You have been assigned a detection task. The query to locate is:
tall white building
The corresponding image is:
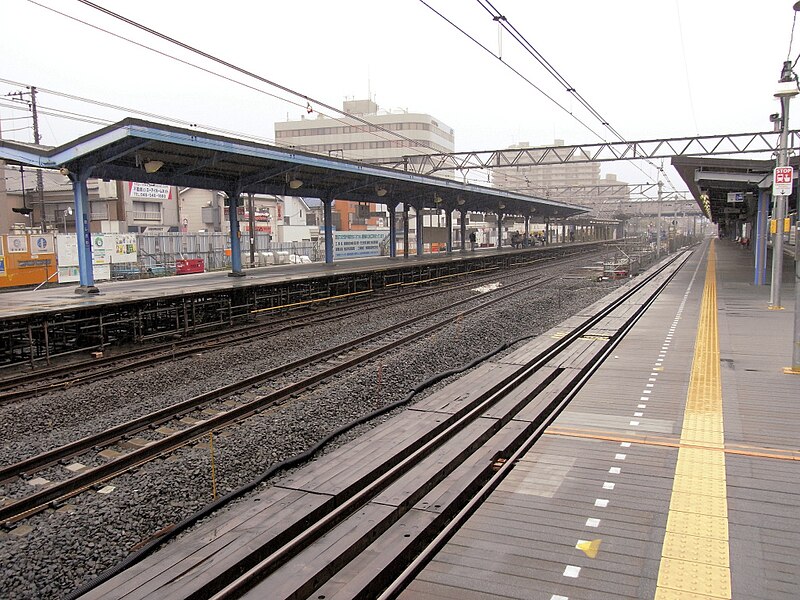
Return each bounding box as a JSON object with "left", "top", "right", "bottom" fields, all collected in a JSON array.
[{"left": 274, "top": 99, "right": 455, "bottom": 169}]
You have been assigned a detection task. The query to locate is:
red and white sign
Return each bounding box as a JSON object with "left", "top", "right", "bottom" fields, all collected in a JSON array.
[
  {"left": 129, "top": 182, "right": 172, "bottom": 200},
  {"left": 773, "top": 166, "right": 794, "bottom": 196}
]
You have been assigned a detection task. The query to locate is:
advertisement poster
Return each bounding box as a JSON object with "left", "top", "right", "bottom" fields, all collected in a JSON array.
[
  {"left": 7, "top": 235, "right": 28, "bottom": 253},
  {"left": 0, "top": 255, "right": 5, "bottom": 277},
  {"left": 56, "top": 234, "right": 136, "bottom": 283},
  {"left": 333, "top": 230, "right": 388, "bottom": 259}
]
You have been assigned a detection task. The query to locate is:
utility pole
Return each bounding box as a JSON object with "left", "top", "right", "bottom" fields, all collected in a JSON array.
[
  {"left": 656, "top": 178, "right": 663, "bottom": 258},
  {"left": 28, "top": 87, "right": 46, "bottom": 232}
]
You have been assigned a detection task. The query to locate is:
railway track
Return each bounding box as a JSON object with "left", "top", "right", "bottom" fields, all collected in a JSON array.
[
  {"left": 0, "top": 248, "right": 601, "bottom": 403},
  {"left": 74, "top": 250, "right": 690, "bottom": 600},
  {"left": 0, "top": 258, "right": 584, "bottom": 525}
]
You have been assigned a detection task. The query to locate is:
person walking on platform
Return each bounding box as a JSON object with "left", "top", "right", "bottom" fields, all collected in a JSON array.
[{"left": 469, "top": 231, "right": 476, "bottom": 251}]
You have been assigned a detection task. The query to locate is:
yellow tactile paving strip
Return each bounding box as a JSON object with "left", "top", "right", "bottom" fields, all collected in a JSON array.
[{"left": 655, "top": 241, "right": 731, "bottom": 600}]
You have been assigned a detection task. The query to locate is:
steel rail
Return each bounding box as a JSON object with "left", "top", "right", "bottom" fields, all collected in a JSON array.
[
  {"left": 0, "top": 266, "right": 569, "bottom": 524},
  {"left": 183, "top": 253, "right": 691, "bottom": 599},
  {"left": 378, "top": 251, "right": 692, "bottom": 599}
]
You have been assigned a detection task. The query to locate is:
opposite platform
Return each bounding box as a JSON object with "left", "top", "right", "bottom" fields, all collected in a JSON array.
[
  {"left": 403, "top": 238, "right": 799, "bottom": 600},
  {"left": 0, "top": 242, "right": 587, "bottom": 321}
]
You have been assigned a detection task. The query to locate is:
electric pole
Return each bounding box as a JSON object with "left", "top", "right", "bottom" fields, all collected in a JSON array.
[
  {"left": 6, "top": 86, "right": 46, "bottom": 231},
  {"left": 656, "top": 178, "right": 663, "bottom": 258},
  {"left": 30, "top": 87, "right": 46, "bottom": 232}
]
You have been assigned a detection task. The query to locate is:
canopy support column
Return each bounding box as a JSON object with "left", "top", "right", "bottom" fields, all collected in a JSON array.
[
  {"left": 226, "top": 188, "right": 244, "bottom": 277},
  {"left": 524, "top": 213, "right": 530, "bottom": 246},
  {"left": 459, "top": 207, "right": 467, "bottom": 251},
  {"left": 323, "top": 196, "right": 334, "bottom": 264},
  {"left": 387, "top": 202, "right": 397, "bottom": 258},
  {"left": 71, "top": 168, "right": 98, "bottom": 294},
  {"left": 754, "top": 189, "right": 769, "bottom": 286},
  {"left": 416, "top": 205, "right": 424, "bottom": 257},
  {"left": 497, "top": 211, "right": 503, "bottom": 248},
  {"left": 403, "top": 203, "right": 410, "bottom": 258},
  {"left": 445, "top": 207, "right": 453, "bottom": 254}
]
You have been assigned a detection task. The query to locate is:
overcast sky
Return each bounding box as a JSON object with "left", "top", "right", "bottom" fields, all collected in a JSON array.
[{"left": 1, "top": 0, "right": 797, "bottom": 193}]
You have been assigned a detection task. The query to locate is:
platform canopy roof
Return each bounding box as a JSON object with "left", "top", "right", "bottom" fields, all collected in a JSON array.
[
  {"left": 672, "top": 155, "right": 799, "bottom": 223},
  {"left": 0, "top": 118, "right": 587, "bottom": 219}
]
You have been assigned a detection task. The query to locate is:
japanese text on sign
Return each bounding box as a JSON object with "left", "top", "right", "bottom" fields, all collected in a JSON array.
[{"left": 773, "top": 166, "right": 794, "bottom": 196}]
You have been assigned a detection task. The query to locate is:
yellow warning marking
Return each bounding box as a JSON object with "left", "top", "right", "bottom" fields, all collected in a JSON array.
[
  {"left": 544, "top": 428, "right": 799, "bottom": 462},
  {"left": 579, "top": 335, "right": 610, "bottom": 341},
  {"left": 575, "top": 538, "right": 602, "bottom": 558},
  {"left": 550, "top": 331, "right": 567, "bottom": 339},
  {"left": 656, "top": 241, "right": 731, "bottom": 600}
]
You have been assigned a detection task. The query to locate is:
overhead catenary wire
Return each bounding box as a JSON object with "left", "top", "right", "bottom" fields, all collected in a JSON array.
[
  {"left": 673, "top": 0, "right": 700, "bottom": 136},
  {"left": 417, "top": 0, "right": 605, "bottom": 142},
  {"left": 475, "top": 0, "right": 626, "bottom": 141},
  {"left": 420, "top": 1, "right": 679, "bottom": 194},
  {"left": 473, "top": 1, "right": 678, "bottom": 191},
  {"left": 22, "top": 1, "right": 442, "bottom": 165},
  {"left": 64, "top": 0, "right": 446, "bottom": 159},
  {"left": 14, "top": 1, "right": 568, "bottom": 193}
]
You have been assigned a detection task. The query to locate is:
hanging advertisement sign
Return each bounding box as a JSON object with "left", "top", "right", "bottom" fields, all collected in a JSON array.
[{"left": 129, "top": 182, "right": 172, "bottom": 200}]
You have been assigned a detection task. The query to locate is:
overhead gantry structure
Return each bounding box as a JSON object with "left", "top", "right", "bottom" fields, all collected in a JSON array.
[
  {"left": 0, "top": 118, "right": 587, "bottom": 293},
  {"left": 371, "top": 130, "right": 800, "bottom": 174}
]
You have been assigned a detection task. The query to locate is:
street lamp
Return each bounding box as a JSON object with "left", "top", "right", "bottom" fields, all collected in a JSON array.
[
  {"left": 63, "top": 206, "right": 73, "bottom": 233},
  {"left": 770, "top": 60, "right": 798, "bottom": 309},
  {"left": 788, "top": 3, "right": 800, "bottom": 373}
]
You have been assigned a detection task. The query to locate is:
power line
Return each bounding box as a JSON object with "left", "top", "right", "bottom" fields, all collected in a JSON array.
[
  {"left": 417, "top": 0, "right": 605, "bottom": 142},
  {"left": 17, "top": 1, "right": 546, "bottom": 190},
  {"left": 476, "top": 0, "right": 625, "bottom": 141},
  {"left": 68, "top": 0, "right": 445, "bottom": 158},
  {"left": 20, "top": 1, "right": 410, "bottom": 161},
  {"left": 473, "top": 1, "right": 676, "bottom": 190}
]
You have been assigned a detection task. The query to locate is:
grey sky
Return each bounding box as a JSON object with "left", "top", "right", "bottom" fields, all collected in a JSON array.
[{"left": 1, "top": 0, "right": 796, "bottom": 190}]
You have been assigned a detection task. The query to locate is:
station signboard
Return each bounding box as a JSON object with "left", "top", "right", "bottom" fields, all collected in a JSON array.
[{"left": 726, "top": 192, "right": 743, "bottom": 203}]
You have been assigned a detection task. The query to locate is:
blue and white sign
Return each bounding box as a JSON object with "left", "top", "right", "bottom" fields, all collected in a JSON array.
[
  {"left": 726, "top": 192, "right": 744, "bottom": 204},
  {"left": 30, "top": 234, "right": 54, "bottom": 255}
]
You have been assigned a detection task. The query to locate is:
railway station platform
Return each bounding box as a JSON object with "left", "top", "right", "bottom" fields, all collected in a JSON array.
[{"left": 403, "top": 238, "right": 799, "bottom": 600}]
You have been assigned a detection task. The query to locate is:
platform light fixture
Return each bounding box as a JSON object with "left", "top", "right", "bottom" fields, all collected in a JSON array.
[
  {"left": 143, "top": 160, "right": 164, "bottom": 174},
  {"left": 375, "top": 186, "right": 387, "bottom": 197},
  {"left": 288, "top": 177, "right": 303, "bottom": 190},
  {"left": 457, "top": 197, "right": 466, "bottom": 206}
]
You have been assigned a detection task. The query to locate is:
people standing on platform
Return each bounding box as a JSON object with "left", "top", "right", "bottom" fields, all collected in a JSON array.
[{"left": 469, "top": 231, "right": 476, "bottom": 251}]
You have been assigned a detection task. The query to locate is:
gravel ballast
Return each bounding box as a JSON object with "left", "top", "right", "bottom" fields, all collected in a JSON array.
[{"left": 0, "top": 261, "right": 626, "bottom": 600}]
